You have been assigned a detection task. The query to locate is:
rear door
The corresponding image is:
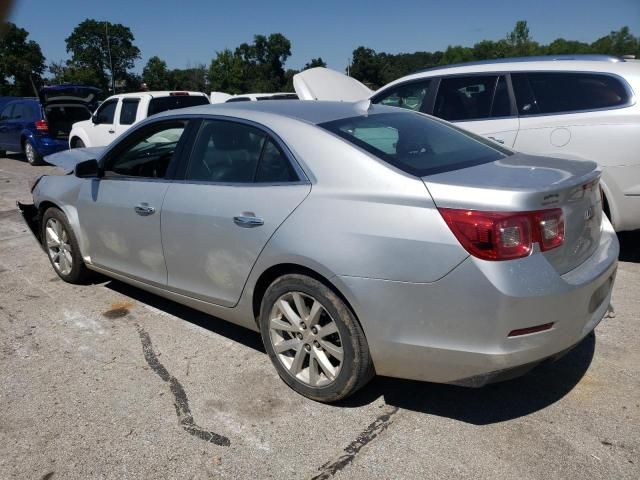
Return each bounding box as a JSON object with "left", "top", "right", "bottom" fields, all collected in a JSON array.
[
  {"left": 115, "top": 97, "right": 141, "bottom": 137},
  {"left": 76, "top": 119, "right": 191, "bottom": 285},
  {"left": 0, "top": 103, "right": 16, "bottom": 148},
  {"left": 161, "top": 118, "right": 311, "bottom": 307},
  {"left": 432, "top": 74, "right": 520, "bottom": 147}
]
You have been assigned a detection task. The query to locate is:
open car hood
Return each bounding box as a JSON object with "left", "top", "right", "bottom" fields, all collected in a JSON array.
[
  {"left": 45, "top": 147, "right": 106, "bottom": 173},
  {"left": 293, "top": 67, "right": 372, "bottom": 101},
  {"left": 39, "top": 85, "right": 101, "bottom": 108}
]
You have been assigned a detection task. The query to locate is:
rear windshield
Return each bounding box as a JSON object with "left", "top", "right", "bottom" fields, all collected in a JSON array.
[
  {"left": 147, "top": 95, "right": 209, "bottom": 116},
  {"left": 319, "top": 111, "right": 511, "bottom": 176}
]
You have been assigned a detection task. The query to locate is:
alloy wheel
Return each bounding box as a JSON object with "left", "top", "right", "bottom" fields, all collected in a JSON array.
[
  {"left": 269, "top": 291, "right": 344, "bottom": 387},
  {"left": 25, "top": 143, "right": 36, "bottom": 164},
  {"left": 45, "top": 217, "right": 73, "bottom": 275}
]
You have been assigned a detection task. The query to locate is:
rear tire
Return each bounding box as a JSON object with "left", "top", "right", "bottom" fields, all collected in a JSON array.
[
  {"left": 41, "top": 207, "right": 91, "bottom": 284},
  {"left": 24, "top": 140, "right": 44, "bottom": 166},
  {"left": 0, "top": 150, "right": 6, "bottom": 157},
  {"left": 259, "top": 274, "right": 373, "bottom": 402}
]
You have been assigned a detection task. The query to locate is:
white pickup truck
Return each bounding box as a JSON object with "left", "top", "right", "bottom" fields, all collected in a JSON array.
[{"left": 68, "top": 91, "right": 209, "bottom": 148}]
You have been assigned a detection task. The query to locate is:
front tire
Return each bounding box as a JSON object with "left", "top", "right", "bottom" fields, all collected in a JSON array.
[
  {"left": 24, "top": 140, "right": 44, "bottom": 166},
  {"left": 41, "top": 208, "right": 91, "bottom": 284},
  {"left": 259, "top": 274, "right": 373, "bottom": 402},
  {"left": 72, "top": 138, "right": 85, "bottom": 148}
]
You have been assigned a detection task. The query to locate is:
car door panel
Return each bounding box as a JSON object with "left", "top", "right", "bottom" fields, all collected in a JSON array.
[
  {"left": 77, "top": 178, "right": 170, "bottom": 285},
  {"left": 161, "top": 183, "right": 310, "bottom": 307}
]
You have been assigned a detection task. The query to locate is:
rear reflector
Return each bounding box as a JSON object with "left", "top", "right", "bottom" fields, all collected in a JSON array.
[
  {"left": 508, "top": 322, "right": 554, "bottom": 337},
  {"left": 439, "top": 207, "right": 564, "bottom": 261},
  {"left": 35, "top": 119, "right": 49, "bottom": 133},
  {"left": 170, "top": 91, "right": 189, "bottom": 96}
]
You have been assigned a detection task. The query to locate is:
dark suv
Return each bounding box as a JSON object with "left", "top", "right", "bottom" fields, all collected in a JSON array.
[{"left": 0, "top": 85, "right": 100, "bottom": 165}]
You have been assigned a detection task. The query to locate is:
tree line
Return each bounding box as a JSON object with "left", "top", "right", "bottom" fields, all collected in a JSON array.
[{"left": 0, "top": 19, "right": 638, "bottom": 98}]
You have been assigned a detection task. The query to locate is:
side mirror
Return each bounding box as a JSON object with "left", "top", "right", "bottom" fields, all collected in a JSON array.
[{"left": 75, "top": 159, "right": 101, "bottom": 178}]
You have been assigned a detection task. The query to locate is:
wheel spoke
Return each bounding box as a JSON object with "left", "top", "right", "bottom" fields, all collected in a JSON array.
[
  {"left": 319, "top": 339, "right": 343, "bottom": 361},
  {"left": 274, "top": 338, "right": 300, "bottom": 354},
  {"left": 46, "top": 226, "right": 60, "bottom": 245},
  {"left": 314, "top": 349, "right": 337, "bottom": 381},
  {"left": 307, "top": 300, "right": 323, "bottom": 327},
  {"left": 270, "top": 317, "right": 298, "bottom": 333},
  {"left": 278, "top": 299, "right": 301, "bottom": 327},
  {"left": 58, "top": 252, "right": 68, "bottom": 273},
  {"left": 289, "top": 346, "right": 307, "bottom": 375},
  {"left": 292, "top": 292, "right": 308, "bottom": 320},
  {"left": 318, "top": 322, "right": 338, "bottom": 338},
  {"left": 308, "top": 351, "right": 319, "bottom": 386}
]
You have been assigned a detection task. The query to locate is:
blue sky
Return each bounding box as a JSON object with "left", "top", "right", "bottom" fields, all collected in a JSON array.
[{"left": 8, "top": 0, "right": 640, "bottom": 73}]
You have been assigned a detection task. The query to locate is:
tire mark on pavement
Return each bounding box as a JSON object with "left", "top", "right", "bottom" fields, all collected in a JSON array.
[
  {"left": 136, "top": 325, "right": 231, "bottom": 446},
  {"left": 311, "top": 405, "right": 400, "bottom": 479}
]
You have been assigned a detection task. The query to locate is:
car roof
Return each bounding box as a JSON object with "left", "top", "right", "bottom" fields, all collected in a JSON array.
[
  {"left": 379, "top": 55, "right": 640, "bottom": 91},
  {"left": 112, "top": 91, "right": 208, "bottom": 99},
  {"left": 153, "top": 99, "right": 396, "bottom": 125}
]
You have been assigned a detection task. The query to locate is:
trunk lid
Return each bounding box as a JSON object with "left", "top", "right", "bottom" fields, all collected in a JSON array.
[
  {"left": 293, "top": 67, "right": 372, "bottom": 101},
  {"left": 39, "top": 85, "right": 101, "bottom": 108},
  {"left": 424, "top": 153, "right": 603, "bottom": 274}
]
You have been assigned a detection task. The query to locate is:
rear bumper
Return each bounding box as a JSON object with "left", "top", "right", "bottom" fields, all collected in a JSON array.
[
  {"left": 339, "top": 218, "right": 619, "bottom": 385},
  {"left": 30, "top": 136, "right": 68, "bottom": 157},
  {"left": 16, "top": 201, "right": 42, "bottom": 245}
]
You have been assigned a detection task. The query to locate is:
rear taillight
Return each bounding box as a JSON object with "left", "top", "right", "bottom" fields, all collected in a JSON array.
[
  {"left": 35, "top": 120, "right": 48, "bottom": 133},
  {"left": 170, "top": 91, "right": 189, "bottom": 96},
  {"left": 439, "top": 207, "right": 564, "bottom": 261}
]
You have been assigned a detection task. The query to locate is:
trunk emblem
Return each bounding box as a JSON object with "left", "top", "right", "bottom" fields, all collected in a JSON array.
[{"left": 584, "top": 206, "right": 595, "bottom": 221}]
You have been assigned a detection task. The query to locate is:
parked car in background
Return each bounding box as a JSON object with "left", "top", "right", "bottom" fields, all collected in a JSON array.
[
  {"left": 210, "top": 92, "right": 298, "bottom": 104},
  {"left": 294, "top": 55, "right": 640, "bottom": 232},
  {"left": 19, "top": 100, "right": 618, "bottom": 401},
  {"left": 69, "top": 91, "right": 209, "bottom": 148},
  {"left": 0, "top": 85, "right": 99, "bottom": 165}
]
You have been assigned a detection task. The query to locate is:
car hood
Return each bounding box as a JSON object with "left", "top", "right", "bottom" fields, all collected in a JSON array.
[
  {"left": 45, "top": 147, "right": 106, "bottom": 173},
  {"left": 293, "top": 67, "right": 372, "bottom": 101}
]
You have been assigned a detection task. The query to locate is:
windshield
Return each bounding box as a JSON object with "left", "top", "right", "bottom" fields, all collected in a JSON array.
[
  {"left": 319, "top": 111, "right": 511, "bottom": 176},
  {"left": 147, "top": 95, "right": 209, "bottom": 116}
]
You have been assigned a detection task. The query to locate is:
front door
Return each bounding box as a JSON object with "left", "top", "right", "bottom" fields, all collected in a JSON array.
[
  {"left": 89, "top": 98, "right": 120, "bottom": 146},
  {"left": 76, "top": 119, "right": 189, "bottom": 285},
  {"left": 161, "top": 119, "right": 311, "bottom": 306}
]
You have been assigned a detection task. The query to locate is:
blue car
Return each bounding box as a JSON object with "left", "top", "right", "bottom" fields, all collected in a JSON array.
[{"left": 0, "top": 85, "right": 100, "bottom": 165}]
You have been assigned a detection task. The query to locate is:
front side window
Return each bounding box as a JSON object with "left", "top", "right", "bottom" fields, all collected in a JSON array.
[
  {"left": 374, "top": 80, "right": 432, "bottom": 112},
  {"left": 320, "top": 111, "right": 510, "bottom": 176},
  {"left": 119, "top": 99, "right": 140, "bottom": 125},
  {"left": 512, "top": 72, "right": 630, "bottom": 115},
  {"left": 94, "top": 100, "right": 117, "bottom": 124},
  {"left": 106, "top": 121, "right": 186, "bottom": 178},
  {"left": 434, "top": 75, "right": 512, "bottom": 121}
]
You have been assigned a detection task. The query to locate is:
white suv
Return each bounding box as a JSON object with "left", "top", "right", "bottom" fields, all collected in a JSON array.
[
  {"left": 69, "top": 91, "right": 209, "bottom": 148},
  {"left": 294, "top": 56, "right": 640, "bottom": 232}
]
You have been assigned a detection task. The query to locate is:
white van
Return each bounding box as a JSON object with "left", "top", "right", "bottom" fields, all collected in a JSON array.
[{"left": 294, "top": 56, "right": 640, "bottom": 232}]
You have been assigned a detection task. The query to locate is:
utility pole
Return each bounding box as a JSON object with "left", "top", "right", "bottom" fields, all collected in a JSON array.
[{"left": 105, "top": 22, "right": 115, "bottom": 93}]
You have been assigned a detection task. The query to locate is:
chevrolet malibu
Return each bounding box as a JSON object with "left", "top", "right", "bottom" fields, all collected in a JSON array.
[{"left": 18, "top": 101, "right": 618, "bottom": 402}]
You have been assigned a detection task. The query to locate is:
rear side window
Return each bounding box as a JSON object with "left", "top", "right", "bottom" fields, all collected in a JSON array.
[
  {"left": 119, "top": 99, "right": 140, "bottom": 125},
  {"left": 373, "top": 80, "right": 432, "bottom": 112},
  {"left": 147, "top": 95, "right": 209, "bottom": 116},
  {"left": 0, "top": 103, "right": 14, "bottom": 120},
  {"left": 434, "top": 75, "right": 511, "bottom": 121},
  {"left": 255, "top": 140, "right": 297, "bottom": 183},
  {"left": 319, "top": 111, "right": 510, "bottom": 177},
  {"left": 511, "top": 72, "right": 630, "bottom": 115}
]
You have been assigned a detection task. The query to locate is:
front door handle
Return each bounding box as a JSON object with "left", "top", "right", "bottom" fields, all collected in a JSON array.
[
  {"left": 233, "top": 214, "right": 264, "bottom": 228},
  {"left": 108, "top": 129, "right": 115, "bottom": 134},
  {"left": 134, "top": 203, "right": 156, "bottom": 216},
  {"left": 488, "top": 136, "right": 505, "bottom": 144}
]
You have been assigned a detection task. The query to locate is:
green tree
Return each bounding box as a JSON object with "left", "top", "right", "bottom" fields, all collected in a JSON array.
[
  {"left": 349, "top": 47, "right": 384, "bottom": 88},
  {"left": 208, "top": 49, "right": 246, "bottom": 93},
  {"left": 65, "top": 19, "right": 140, "bottom": 93},
  {"left": 590, "top": 26, "right": 640, "bottom": 57},
  {"left": 0, "top": 22, "right": 46, "bottom": 96},
  {"left": 544, "top": 38, "right": 592, "bottom": 55},
  {"left": 235, "top": 33, "right": 292, "bottom": 91},
  {"left": 142, "top": 56, "right": 170, "bottom": 90},
  {"left": 48, "top": 60, "right": 103, "bottom": 87},
  {"left": 303, "top": 57, "right": 326, "bottom": 70},
  {"left": 506, "top": 20, "right": 539, "bottom": 56},
  {"left": 169, "top": 64, "right": 208, "bottom": 92}
]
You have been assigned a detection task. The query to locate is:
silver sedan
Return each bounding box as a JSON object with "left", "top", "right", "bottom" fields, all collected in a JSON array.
[{"left": 18, "top": 100, "right": 619, "bottom": 402}]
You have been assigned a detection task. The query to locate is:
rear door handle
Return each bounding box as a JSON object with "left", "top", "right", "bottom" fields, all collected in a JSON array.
[
  {"left": 488, "top": 136, "right": 505, "bottom": 144},
  {"left": 233, "top": 215, "right": 264, "bottom": 227},
  {"left": 134, "top": 203, "right": 156, "bottom": 216}
]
